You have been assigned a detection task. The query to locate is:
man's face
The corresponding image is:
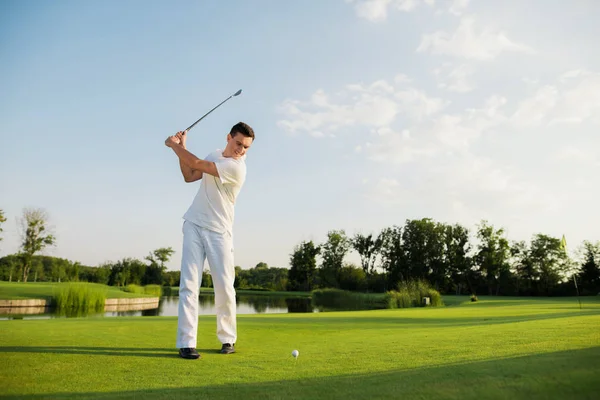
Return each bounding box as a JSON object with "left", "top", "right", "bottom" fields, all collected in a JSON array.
[{"left": 225, "top": 132, "right": 253, "bottom": 159}]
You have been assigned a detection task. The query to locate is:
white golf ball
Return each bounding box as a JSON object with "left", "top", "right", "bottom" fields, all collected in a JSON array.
[{"left": 292, "top": 350, "right": 299, "bottom": 358}]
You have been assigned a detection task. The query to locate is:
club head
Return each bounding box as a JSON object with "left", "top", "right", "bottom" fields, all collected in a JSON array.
[{"left": 234, "top": 89, "right": 242, "bottom": 96}]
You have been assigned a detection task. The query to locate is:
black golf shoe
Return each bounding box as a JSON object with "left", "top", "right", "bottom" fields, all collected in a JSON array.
[
  {"left": 179, "top": 347, "right": 200, "bottom": 359},
  {"left": 220, "top": 343, "right": 235, "bottom": 354}
]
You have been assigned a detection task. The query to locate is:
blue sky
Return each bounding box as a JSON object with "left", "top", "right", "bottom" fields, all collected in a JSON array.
[{"left": 1, "top": 0, "right": 599, "bottom": 271}]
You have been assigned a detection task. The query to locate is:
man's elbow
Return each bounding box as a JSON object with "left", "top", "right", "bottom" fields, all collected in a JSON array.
[{"left": 184, "top": 173, "right": 202, "bottom": 183}]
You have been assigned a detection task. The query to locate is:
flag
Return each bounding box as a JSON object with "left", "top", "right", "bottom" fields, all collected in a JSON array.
[{"left": 560, "top": 235, "right": 567, "bottom": 252}]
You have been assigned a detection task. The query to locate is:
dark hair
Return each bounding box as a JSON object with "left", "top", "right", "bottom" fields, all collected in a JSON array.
[{"left": 230, "top": 122, "right": 255, "bottom": 141}]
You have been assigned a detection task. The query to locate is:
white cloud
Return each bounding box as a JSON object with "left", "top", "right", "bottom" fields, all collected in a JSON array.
[
  {"left": 430, "top": 95, "right": 507, "bottom": 150},
  {"left": 511, "top": 71, "right": 600, "bottom": 127},
  {"left": 365, "top": 149, "right": 563, "bottom": 218},
  {"left": 349, "top": 0, "right": 434, "bottom": 21},
  {"left": 434, "top": 63, "right": 475, "bottom": 92},
  {"left": 365, "top": 127, "right": 438, "bottom": 164},
  {"left": 394, "top": 73, "right": 412, "bottom": 84},
  {"left": 277, "top": 78, "right": 446, "bottom": 136},
  {"left": 522, "top": 77, "right": 539, "bottom": 86},
  {"left": 277, "top": 89, "right": 399, "bottom": 135},
  {"left": 552, "top": 71, "right": 600, "bottom": 125},
  {"left": 555, "top": 146, "right": 600, "bottom": 167},
  {"left": 418, "top": 16, "right": 534, "bottom": 60},
  {"left": 278, "top": 68, "right": 597, "bottom": 238},
  {"left": 394, "top": 88, "right": 449, "bottom": 120},
  {"left": 512, "top": 85, "right": 559, "bottom": 127},
  {"left": 559, "top": 69, "right": 590, "bottom": 83},
  {"left": 448, "top": 0, "right": 470, "bottom": 16}
]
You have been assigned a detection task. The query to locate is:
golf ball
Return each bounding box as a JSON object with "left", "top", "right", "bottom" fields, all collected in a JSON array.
[{"left": 292, "top": 350, "right": 299, "bottom": 358}]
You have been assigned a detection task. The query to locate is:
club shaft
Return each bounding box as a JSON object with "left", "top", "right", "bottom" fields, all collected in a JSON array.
[{"left": 185, "top": 91, "right": 240, "bottom": 132}]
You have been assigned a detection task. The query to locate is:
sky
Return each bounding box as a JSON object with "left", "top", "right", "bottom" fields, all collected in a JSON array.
[{"left": 1, "top": 0, "right": 599, "bottom": 271}]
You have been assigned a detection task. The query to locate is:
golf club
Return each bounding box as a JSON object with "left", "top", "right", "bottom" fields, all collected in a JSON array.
[{"left": 184, "top": 89, "right": 242, "bottom": 132}]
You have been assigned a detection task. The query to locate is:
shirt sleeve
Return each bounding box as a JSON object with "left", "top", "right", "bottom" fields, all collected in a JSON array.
[{"left": 215, "top": 158, "right": 246, "bottom": 186}]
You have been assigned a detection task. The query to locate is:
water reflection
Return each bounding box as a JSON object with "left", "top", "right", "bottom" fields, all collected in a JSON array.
[
  {"left": 3, "top": 294, "right": 314, "bottom": 319},
  {"left": 118, "top": 294, "right": 314, "bottom": 317}
]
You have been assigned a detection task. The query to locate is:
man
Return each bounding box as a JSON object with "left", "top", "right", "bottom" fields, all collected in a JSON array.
[{"left": 164, "top": 121, "right": 255, "bottom": 360}]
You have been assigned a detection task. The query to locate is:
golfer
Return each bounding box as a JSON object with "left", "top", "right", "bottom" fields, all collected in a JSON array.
[{"left": 164, "top": 122, "right": 255, "bottom": 360}]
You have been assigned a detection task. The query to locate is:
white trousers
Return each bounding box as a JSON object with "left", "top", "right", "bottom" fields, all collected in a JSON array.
[{"left": 177, "top": 220, "right": 237, "bottom": 348}]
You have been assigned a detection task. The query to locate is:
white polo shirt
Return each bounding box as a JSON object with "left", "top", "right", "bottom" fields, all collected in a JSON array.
[{"left": 182, "top": 149, "right": 247, "bottom": 236}]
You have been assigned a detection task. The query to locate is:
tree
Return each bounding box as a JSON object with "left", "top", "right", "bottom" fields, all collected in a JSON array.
[
  {"left": 19, "top": 208, "right": 56, "bottom": 282},
  {"left": 66, "top": 261, "right": 81, "bottom": 282},
  {"left": 474, "top": 221, "right": 511, "bottom": 295},
  {"left": 146, "top": 247, "right": 175, "bottom": 269},
  {"left": 0, "top": 254, "right": 20, "bottom": 282},
  {"left": 529, "top": 234, "right": 568, "bottom": 295},
  {"left": 287, "top": 241, "right": 320, "bottom": 291},
  {"left": 45, "top": 256, "right": 69, "bottom": 282},
  {"left": 352, "top": 232, "right": 382, "bottom": 290},
  {"left": 510, "top": 240, "right": 536, "bottom": 295},
  {"left": 319, "top": 230, "right": 351, "bottom": 288},
  {"left": 444, "top": 223, "right": 473, "bottom": 295},
  {"left": 0, "top": 209, "right": 6, "bottom": 249},
  {"left": 91, "top": 263, "right": 111, "bottom": 285},
  {"left": 401, "top": 218, "right": 446, "bottom": 288},
  {"left": 145, "top": 247, "right": 175, "bottom": 285},
  {"left": 379, "top": 226, "right": 404, "bottom": 287},
  {"left": 577, "top": 241, "right": 600, "bottom": 295},
  {"left": 338, "top": 263, "right": 367, "bottom": 291}
]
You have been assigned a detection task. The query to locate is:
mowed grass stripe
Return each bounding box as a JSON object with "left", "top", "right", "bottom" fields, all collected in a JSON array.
[{"left": 1, "top": 297, "right": 599, "bottom": 399}]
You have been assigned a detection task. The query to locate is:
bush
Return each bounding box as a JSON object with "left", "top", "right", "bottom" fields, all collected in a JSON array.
[
  {"left": 384, "top": 291, "right": 398, "bottom": 309},
  {"left": 122, "top": 284, "right": 144, "bottom": 294},
  {"left": 122, "top": 284, "right": 162, "bottom": 296},
  {"left": 385, "top": 279, "right": 444, "bottom": 309},
  {"left": 426, "top": 289, "right": 443, "bottom": 306},
  {"left": 144, "top": 284, "right": 162, "bottom": 297},
  {"left": 397, "top": 289, "right": 413, "bottom": 308},
  {"left": 53, "top": 283, "right": 106, "bottom": 316}
]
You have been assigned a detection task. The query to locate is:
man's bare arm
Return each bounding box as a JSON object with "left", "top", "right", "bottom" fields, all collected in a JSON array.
[
  {"left": 166, "top": 135, "right": 219, "bottom": 178},
  {"left": 175, "top": 132, "right": 203, "bottom": 182},
  {"left": 179, "top": 159, "right": 203, "bottom": 182}
]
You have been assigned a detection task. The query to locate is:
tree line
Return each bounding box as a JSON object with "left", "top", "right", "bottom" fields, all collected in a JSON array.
[
  {"left": 287, "top": 219, "right": 600, "bottom": 297},
  {"left": 0, "top": 208, "right": 288, "bottom": 291},
  {"left": 1, "top": 208, "right": 599, "bottom": 296}
]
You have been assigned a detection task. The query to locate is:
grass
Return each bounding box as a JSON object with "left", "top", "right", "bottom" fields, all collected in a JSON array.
[
  {"left": 0, "top": 282, "right": 158, "bottom": 300},
  {"left": 122, "top": 284, "right": 163, "bottom": 297},
  {"left": 1, "top": 296, "right": 599, "bottom": 399},
  {"left": 54, "top": 283, "right": 106, "bottom": 316}
]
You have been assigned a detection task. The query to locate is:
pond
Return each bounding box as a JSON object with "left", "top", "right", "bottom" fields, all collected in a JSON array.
[{"left": 2, "top": 293, "right": 315, "bottom": 319}]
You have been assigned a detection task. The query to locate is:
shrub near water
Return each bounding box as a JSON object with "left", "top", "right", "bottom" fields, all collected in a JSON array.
[
  {"left": 54, "top": 283, "right": 107, "bottom": 316},
  {"left": 143, "top": 284, "right": 162, "bottom": 297},
  {"left": 385, "top": 280, "right": 444, "bottom": 309},
  {"left": 384, "top": 290, "right": 413, "bottom": 309},
  {"left": 123, "top": 284, "right": 145, "bottom": 294},
  {"left": 122, "top": 284, "right": 162, "bottom": 296}
]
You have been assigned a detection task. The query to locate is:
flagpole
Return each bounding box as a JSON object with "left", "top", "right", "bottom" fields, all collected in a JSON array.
[
  {"left": 561, "top": 234, "right": 582, "bottom": 310},
  {"left": 573, "top": 274, "right": 582, "bottom": 310}
]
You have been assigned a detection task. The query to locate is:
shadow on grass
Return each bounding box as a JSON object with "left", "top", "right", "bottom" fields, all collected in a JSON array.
[
  {"left": 0, "top": 346, "right": 222, "bottom": 358},
  {"left": 5, "top": 347, "right": 600, "bottom": 400}
]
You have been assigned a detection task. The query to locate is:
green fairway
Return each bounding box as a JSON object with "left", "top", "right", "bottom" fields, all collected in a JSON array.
[{"left": 1, "top": 296, "right": 599, "bottom": 399}]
